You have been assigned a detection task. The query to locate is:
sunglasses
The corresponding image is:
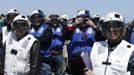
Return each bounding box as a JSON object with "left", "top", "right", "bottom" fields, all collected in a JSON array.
[
  {"left": 13, "top": 20, "right": 29, "bottom": 29},
  {"left": 102, "top": 21, "right": 124, "bottom": 31}
]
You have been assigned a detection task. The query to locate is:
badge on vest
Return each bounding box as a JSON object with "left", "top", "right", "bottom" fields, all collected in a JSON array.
[
  {"left": 56, "top": 27, "right": 61, "bottom": 32},
  {"left": 87, "top": 28, "right": 93, "bottom": 34},
  {"left": 102, "top": 61, "right": 111, "bottom": 65},
  {"left": 11, "top": 49, "right": 18, "bottom": 55}
]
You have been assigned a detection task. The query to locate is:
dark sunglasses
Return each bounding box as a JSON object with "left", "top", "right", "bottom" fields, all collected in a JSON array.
[
  {"left": 102, "top": 21, "right": 124, "bottom": 31},
  {"left": 13, "top": 20, "right": 29, "bottom": 28}
]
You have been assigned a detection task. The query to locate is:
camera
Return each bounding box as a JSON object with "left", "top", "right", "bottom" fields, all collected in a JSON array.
[
  {"left": 10, "top": 49, "right": 17, "bottom": 55},
  {"left": 83, "top": 18, "right": 89, "bottom": 24}
]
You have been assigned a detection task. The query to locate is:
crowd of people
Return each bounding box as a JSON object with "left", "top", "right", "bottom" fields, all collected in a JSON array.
[{"left": 0, "top": 8, "right": 134, "bottom": 75}]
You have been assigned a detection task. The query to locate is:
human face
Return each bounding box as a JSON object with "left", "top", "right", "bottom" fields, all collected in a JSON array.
[
  {"left": 106, "top": 28, "right": 121, "bottom": 42},
  {"left": 49, "top": 14, "right": 60, "bottom": 25},
  {"left": 75, "top": 17, "right": 84, "bottom": 25},
  {"left": 6, "top": 13, "right": 18, "bottom": 24},
  {"left": 76, "top": 16, "right": 90, "bottom": 27},
  {"left": 13, "top": 21, "right": 29, "bottom": 39},
  {"left": 31, "top": 14, "right": 43, "bottom": 26},
  {"left": 103, "top": 21, "right": 124, "bottom": 42}
]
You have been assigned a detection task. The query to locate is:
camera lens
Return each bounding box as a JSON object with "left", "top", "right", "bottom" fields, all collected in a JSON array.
[{"left": 83, "top": 19, "right": 88, "bottom": 23}]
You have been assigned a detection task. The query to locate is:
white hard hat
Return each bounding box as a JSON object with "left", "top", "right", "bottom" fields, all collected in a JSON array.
[
  {"left": 8, "top": 8, "right": 19, "bottom": 14},
  {"left": 31, "top": 9, "right": 44, "bottom": 15},
  {"left": 93, "top": 14, "right": 100, "bottom": 19},
  {"left": 104, "top": 12, "right": 124, "bottom": 22},
  {"left": 100, "top": 17, "right": 104, "bottom": 22},
  {"left": 77, "top": 9, "right": 90, "bottom": 17},
  {"left": 73, "top": 15, "right": 76, "bottom": 18},
  {"left": 13, "top": 15, "right": 28, "bottom": 22},
  {"left": 61, "top": 14, "right": 68, "bottom": 20},
  {"left": 13, "top": 15, "right": 31, "bottom": 29}
]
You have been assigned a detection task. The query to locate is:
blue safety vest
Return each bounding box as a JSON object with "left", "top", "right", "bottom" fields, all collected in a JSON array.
[
  {"left": 30, "top": 24, "right": 52, "bottom": 57},
  {"left": 69, "top": 27, "right": 95, "bottom": 59},
  {"left": 131, "top": 31, "right": 134, "bottom": 44},
  {"left": 51, "top": 24, "right": 64, "bottom": 51},
  {"left": 30, "top": 24, "right": 48, "bottom": 37}
]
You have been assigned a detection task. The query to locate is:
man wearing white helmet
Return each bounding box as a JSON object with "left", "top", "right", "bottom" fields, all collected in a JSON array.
[
  {"left": 61, "top": 14, "right": 68, "bottom": 27},
  {"left": 1, "top": 8, "right": 20, "bottom": 45},
  {"left": 30, "top": 9, "right": 53, "bottom": 75},
  {"left": 85, "top": 12, "right": 134, "bottom": 75},
  {"left": 2, "top": 15, "right": 41, "bottom": 75},
  {"left": 61, "top": 14, "right": 68, "bottom": 22},
  {"left": 61, "top": 14, "right": 68, "bottom": 20},
  {"left": 91, "top": 15, "right": 106, "bottom": 41},
  {"left": 0, "top": 9, "right": 20, "bottom": 74},
  {"left": 92, "top": 14, "right": 100, "bottom": 26}
]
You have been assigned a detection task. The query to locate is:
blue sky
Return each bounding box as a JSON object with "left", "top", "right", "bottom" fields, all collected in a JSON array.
[{"left": 0, "top": 0, "right": 133, "bottom": 22}]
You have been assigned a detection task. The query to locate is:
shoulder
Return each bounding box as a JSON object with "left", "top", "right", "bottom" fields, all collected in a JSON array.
[
  {"left": 27, "top": 34, "right": 38, "bottom": 41},
  {"left": 121, "top": 40, "right": 134, "bottom": 66},
  {"left": 121, "top": 40, "right": 134, "bottom": 49},
  {"left": 2, "top": 26, "right": 7, "bottom": 30},
  {"left": 41, "top": 24, "right": 52, "bottom": 32},
  {"left": 93, "top": 41, "right": 107, "bottom": 47},
  {"left": 41, "top": 23, "right": 49, "bottom": 27},
  {"left": 91, "top": 41, "right": 107, "bottom": 53}
]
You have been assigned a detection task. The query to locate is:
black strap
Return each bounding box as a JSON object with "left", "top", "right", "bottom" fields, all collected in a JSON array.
[{"left": 102, "top": 61, "right": 111, "bottom": 65}]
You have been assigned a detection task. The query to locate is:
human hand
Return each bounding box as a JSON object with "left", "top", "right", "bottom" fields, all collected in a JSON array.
[
  {"left": 84, "top": 70, "right": 94, "bottom": 75},
  {"left": 85, "top": 18, "right": 98, "bottom": 29},
  {"left": 75, "top": 17, "right": 83, "bottom": 25},
  {"left": 84, "top": 68, "right": 94, "bottom": 75}
]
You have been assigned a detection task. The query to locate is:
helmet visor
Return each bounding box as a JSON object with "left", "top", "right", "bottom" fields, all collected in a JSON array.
[
  {"left": 13, "top": 20, "right": 29, "bottom": 30},
  {"left": 6, "top": 13, "right": 18, "bottom": 23},
  {"left": 102, "top": 21, "right": 124, "bottom": 31},
  {"left": 30, "top": 14, "right": 43, "bottom": 25}
]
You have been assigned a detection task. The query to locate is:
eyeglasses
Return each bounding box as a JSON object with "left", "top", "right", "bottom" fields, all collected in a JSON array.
[{"left": 102, "top": 21, "right": 124, "bottom": 31}]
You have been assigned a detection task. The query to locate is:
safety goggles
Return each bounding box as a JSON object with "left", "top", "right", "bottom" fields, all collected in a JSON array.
[
  {"left": 30, "top": 14, "right": 43, "bottom": 21},
  {"left": 102, "top": 21, "right": 124, "bottom": 31},
  {"left": 6, "top": 13, "right": 18, "bottom": 21},
  {"left": 13, "top": 20, "right": 29, "bottom": 29}
]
